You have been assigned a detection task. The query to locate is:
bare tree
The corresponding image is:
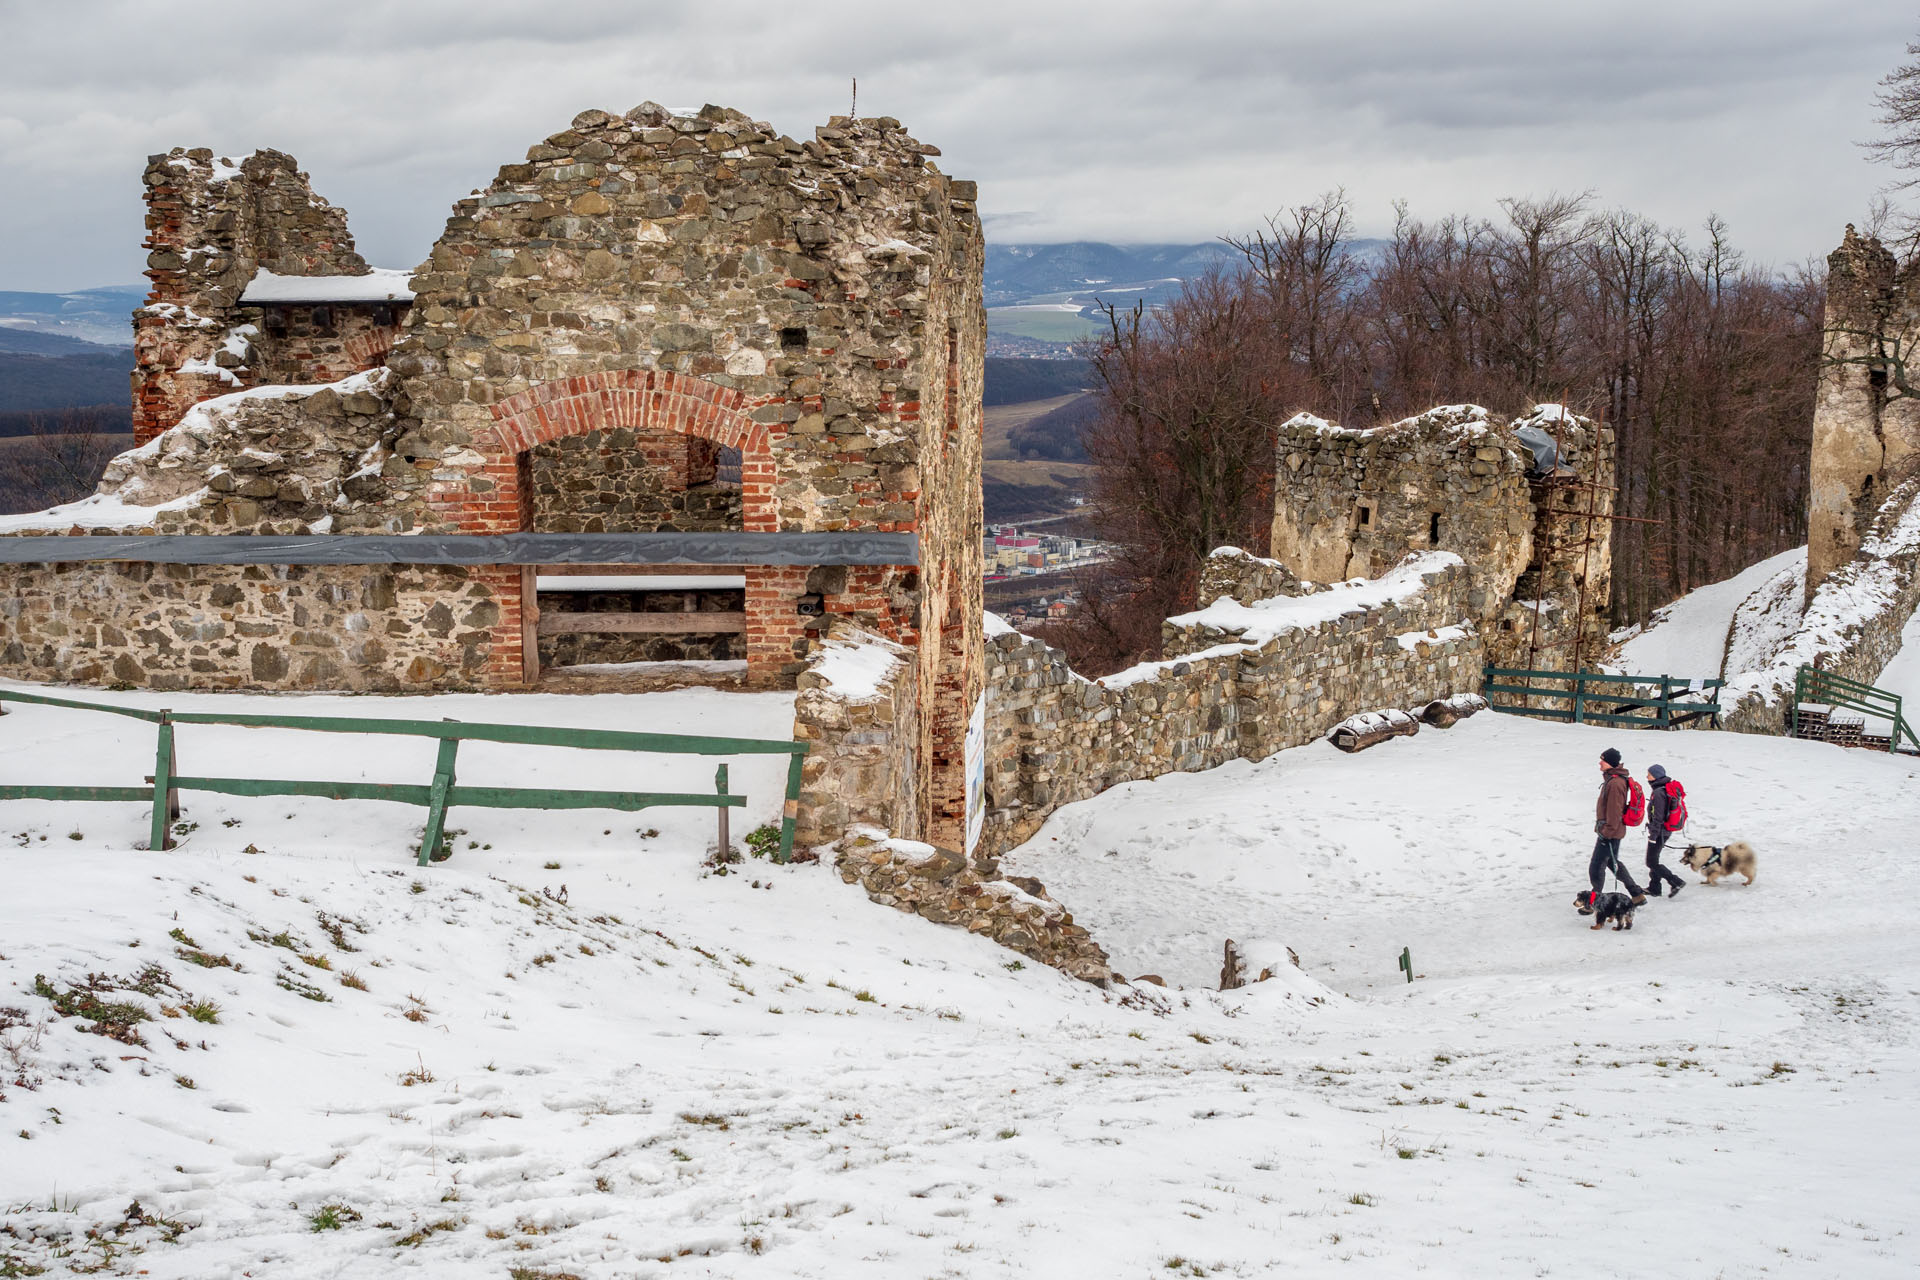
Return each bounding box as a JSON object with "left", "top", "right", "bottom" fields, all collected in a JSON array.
[
  {"left": 1866, "top": 39, "right": 1920, "bottom": 189},
  {"left": 0, "top": 409, "right": 125, "bottom": 513}
]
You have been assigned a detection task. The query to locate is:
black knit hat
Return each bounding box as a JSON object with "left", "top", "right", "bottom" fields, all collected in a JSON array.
[
  {"left": 1600, "top": 747, "right": 1622, "bottom": 767},
  {"left": 1648, "top": 763, "right": 1667, "bottom": 780}
]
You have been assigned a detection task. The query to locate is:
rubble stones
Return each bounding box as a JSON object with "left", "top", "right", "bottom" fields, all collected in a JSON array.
[{"left": 833, "top": 832, "right": 1111, "bottom": 984}]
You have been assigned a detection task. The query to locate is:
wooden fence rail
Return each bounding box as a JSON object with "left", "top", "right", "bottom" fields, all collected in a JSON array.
[
  {"left": 0, "top": 688, "right": 807, "bottom": 864},
  {"left": 1482, "top": 666, "right": 1724, "bottom": 729}
]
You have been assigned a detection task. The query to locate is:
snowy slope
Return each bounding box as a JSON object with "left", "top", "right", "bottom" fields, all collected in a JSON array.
[
  {"left": 1614, "top": 547, "right": 1804, "bottom": 678},
  {"left": 3, "top": 685, "right": 1918, "bottom": 1277}
]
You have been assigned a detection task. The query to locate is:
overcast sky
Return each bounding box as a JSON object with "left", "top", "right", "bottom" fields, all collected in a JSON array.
[{"left": 0, "top": 0, "right": 1911, "bottom": 292}]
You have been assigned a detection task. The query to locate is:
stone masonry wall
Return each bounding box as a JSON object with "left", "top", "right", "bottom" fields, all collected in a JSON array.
[
  {"left": 134, "top": 148, "right": 372, "bottom": 443},
  {"left": 1806, "top": 226, "right": 1920, "bottom": 600},
  {"left": 249, "top": 306, "right": 406, "bottom": 391},
  {"left": 0, "top": 560, "right": 506, "bottom": 692},
  {"left": 529, "top": 428, "right": 741, "bottom": 534},
  {"left": 977, "top": 554, "right": 1483, "bottom": 859},
  {"left": 792, "top": 625, "right": 921, "bottom": 847},
  {"left": 1271, "top": 404, "right": 1533, "bottom": 617}
]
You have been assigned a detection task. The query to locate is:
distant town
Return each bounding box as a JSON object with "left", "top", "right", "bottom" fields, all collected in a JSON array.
[{"left": 983, "top": 518, "right": 1115, "bottom": 628}]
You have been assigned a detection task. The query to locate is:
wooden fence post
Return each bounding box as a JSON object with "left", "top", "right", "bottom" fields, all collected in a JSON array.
[
  {"left": 1659, "top": 676, "right": 1671, "bottom": 731},
  {"left": 149, "top": 711, "right": 177, "bottom": 852},
  {"left": 776, "top": 750, "right": 804, "bottom": 864},
  {"left": 1572, "top": 672, "right": 1585, "bottom": 725},
  {"left": 715, "top": 763, "right": 730, "bottom": 856},
  {"left": 416, "top": 723, "right": 461, "bottom": 867}
]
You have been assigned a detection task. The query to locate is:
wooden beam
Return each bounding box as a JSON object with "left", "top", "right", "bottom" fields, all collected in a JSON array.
[
  {"left": 519, "top": 564, "right": 540, "bottom": 686},
  {"left": 536, "top": 610, "right": 746, "bottom": 636}
]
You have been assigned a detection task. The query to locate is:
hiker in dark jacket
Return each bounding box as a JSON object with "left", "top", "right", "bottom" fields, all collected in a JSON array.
[
  {"left": 1643, "top": 763, "right": 1686, "bottom": 898},
  {"left": 1590, "top": 747, "right": 1648, "bottom": 905}
]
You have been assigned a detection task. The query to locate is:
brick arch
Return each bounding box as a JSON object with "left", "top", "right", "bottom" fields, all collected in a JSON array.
[
  {"left": 459, "top": 369, "right": 776, "bottom": 535},
  {"left": 341, "top": 324, "right": 403, "bottom": 372}
]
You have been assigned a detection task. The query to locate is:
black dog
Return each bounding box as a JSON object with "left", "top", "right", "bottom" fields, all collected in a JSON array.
[{"left": 1574, "top": 889, "right": 1636, "bottom": 931}]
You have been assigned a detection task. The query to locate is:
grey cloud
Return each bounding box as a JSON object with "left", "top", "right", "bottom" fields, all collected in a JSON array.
[{"left": 0, "top": 0, "right": 1910, "bottom": 290}]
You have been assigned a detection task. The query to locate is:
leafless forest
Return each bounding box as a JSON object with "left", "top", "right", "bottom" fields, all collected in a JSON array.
[{"left": 1051, "top": 192, "right": 1823, "bottom": 673}]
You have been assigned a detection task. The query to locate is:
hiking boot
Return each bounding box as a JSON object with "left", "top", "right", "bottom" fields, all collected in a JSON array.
[
  {"left": 1630, "top": 892, "right": 1648, "bottom": 906},
  {"left": 1668, "top": 882, "right": 1684, "bottom": 899}
]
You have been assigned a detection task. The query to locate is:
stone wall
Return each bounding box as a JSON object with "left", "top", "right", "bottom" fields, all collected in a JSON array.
[
  {"left": 528, "top": 428, "right": 741, "bottom": 534},
  {"left": 0, "top": 560, "right": 506, "bottom": 692},
  {"left": 134, "top": 148, "right": 374, "bottom": 443},
  {"left": 1806, "top": 226, "right": 1920, "bottom": 600},
  {"left": 833, "top": 830, "right": 1112, "bottom": 984},
  {"left": 792, "top": 625, "right": 921, "bottom": 846},
  {"left": 249, "top": 305, "right": 405, "bottom": 390},
  {"left": 1271, "top": 404, "right": 1533, "bottom": 615},
  {"left": 976, "top": 552, "right": 1483, "bottom": 858},
  {"left": 1269, "top": 403, "right": 1613, "bottom": 678}
]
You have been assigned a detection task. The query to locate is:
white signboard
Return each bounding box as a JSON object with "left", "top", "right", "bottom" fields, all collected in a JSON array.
[{"left": 964, "top": 692, "right": 987, "bottom": 856}]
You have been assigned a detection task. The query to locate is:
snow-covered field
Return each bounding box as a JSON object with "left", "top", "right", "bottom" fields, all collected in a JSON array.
[{"left": 3, "top": 683, "right": 1917, "bottom": 1277}]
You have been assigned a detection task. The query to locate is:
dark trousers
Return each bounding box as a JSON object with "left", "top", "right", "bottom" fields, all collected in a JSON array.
[
  {"left": 1590, "top": 836, "right": 1643, "bottom": 896},
  {"left": 1645, "top": 831, "right": 1683, "bottom": 892}
]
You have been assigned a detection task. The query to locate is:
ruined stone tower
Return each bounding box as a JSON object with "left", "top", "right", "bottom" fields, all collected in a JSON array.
[
  {"left": 1268, "top": 403, "right": 1614, "bottom": 673},
  {"left": 5, "top": 102, "right": 987, "bottom": 851},
  {"left": 1807, "top": 226, "right": 1920, "bottom": 600}
]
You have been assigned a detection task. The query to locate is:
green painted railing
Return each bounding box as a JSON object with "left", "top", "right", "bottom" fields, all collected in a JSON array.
[
  {"left": 1483, "top": 666, "right": 1724, "bottom": 729},
  {"left": 1792, "top": 665, "right": 1920, "bottom": 754},
  {"left": 0, "top": 688, "right": 808, "bottom": 864}
]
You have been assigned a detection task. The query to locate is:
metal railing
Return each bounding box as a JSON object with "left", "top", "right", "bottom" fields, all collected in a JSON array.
[
  {"left": 1483, "top": 665, "right": 1724, "bottom": 729},
  {"left": 0, "top": 688, "right": 807, "bottom": 864},
  {"left": 1791, "top": 665, "right": 1920, "bottom": 754}
]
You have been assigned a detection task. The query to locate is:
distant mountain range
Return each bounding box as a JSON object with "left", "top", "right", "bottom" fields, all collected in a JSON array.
[{"left": 0, "top": 286, "right": 145, "bottom": 349}]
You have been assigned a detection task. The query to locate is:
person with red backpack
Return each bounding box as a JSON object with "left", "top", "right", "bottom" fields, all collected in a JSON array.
[
  {"left": 1643, "top": 764, "right": 1687, "bottom": 898},
  {"left": 1587, "top": 747, "right": 1649, "bottom": 907}
]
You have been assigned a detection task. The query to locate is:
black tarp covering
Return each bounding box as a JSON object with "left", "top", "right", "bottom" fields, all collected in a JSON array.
[{"left": 0, "top": 531, "right": 920, "bottom": 566}]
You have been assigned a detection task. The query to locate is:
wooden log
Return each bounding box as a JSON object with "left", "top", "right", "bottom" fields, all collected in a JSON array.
[
  {"left": 1327, "top": 710, "right": 1419, "bottom": 753},
  {"left": 536, "top": 610, "right": 746, "bottom": 636},
  {"left": 1419, "top": 694, "right": 1487, "bottom": 728}
]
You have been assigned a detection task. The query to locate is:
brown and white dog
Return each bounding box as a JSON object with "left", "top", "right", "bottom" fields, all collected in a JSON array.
[
  {"left": 1681, "top": 841, "right": 1758, "bottom": 886},
  {"left": 1574, "top": 889, "right": 1636, "bottom": 931}
]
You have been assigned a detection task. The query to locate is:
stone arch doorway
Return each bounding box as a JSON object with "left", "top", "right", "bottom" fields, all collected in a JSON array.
[{"left": 461, "top": 370, "right": 788, "bottom": 687}]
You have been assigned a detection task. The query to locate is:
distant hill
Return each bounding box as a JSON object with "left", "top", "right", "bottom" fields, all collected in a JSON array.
[
  {"left": 983, "top": 357, "right": 1092, "bottom": 406},
  {"left": 0, "top": 286, "right": 145, "bottom": 348},
  {"left": 0, "top": 349, "right": 131, "bottom": 412}
]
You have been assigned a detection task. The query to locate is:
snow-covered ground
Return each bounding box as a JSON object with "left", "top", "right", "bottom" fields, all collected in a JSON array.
[
  {"left": 1613, "top": 547, "right": 1805, "bottom": 679},
  {"left": 3, "top": 683, "right": 1917, "bottom": 1277}
]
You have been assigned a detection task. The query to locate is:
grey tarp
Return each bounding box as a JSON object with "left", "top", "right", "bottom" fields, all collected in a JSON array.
[{"left": 0, "top": 532, "right": 920, "bottom": 566}]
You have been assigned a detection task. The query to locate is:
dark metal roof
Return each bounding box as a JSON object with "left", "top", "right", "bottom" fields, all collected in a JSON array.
[{"left": 0, "top": 531, "right": 919, "bottom": 567}]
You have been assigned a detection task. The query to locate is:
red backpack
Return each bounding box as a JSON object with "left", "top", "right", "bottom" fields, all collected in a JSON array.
[
  {"left": 1622, "top": 776, "right": 1647, "bottom": 828},
  {"left": 1661, "top": 779, "right": 1688, "bottom": 832}
]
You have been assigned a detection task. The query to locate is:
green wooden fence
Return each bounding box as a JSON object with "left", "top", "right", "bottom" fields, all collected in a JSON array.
[
  {"left": 1482, "top": 666, "right": 1724, "bottom": 729},
  {"left": 1792, "top": 665, "right": 1920, "bottom": 754},
  {"left": 0, "top": 688, "right": 808, "bottom": 864}
]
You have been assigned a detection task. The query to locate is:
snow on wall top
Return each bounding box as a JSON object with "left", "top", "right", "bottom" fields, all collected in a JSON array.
[
  {"left": 238, "top": 268, "right": 415, "bottom": 304},
  {"left": 1168, "top": 551, "right": 1463, "bottom": 645},
  {"left": 1278, "top": 404, "right": 1492, "bottom": 442},
  {"left": 808, "top": 631, "right": 909, "bottom": 703}
]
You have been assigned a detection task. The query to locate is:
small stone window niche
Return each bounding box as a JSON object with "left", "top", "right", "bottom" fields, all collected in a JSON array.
[
  {"left": 1354, "top": 503, "right": 1372, "bottom": 530},
  {"left": 1429, "top": 512, "right": 1443, "bottom": 544}
]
